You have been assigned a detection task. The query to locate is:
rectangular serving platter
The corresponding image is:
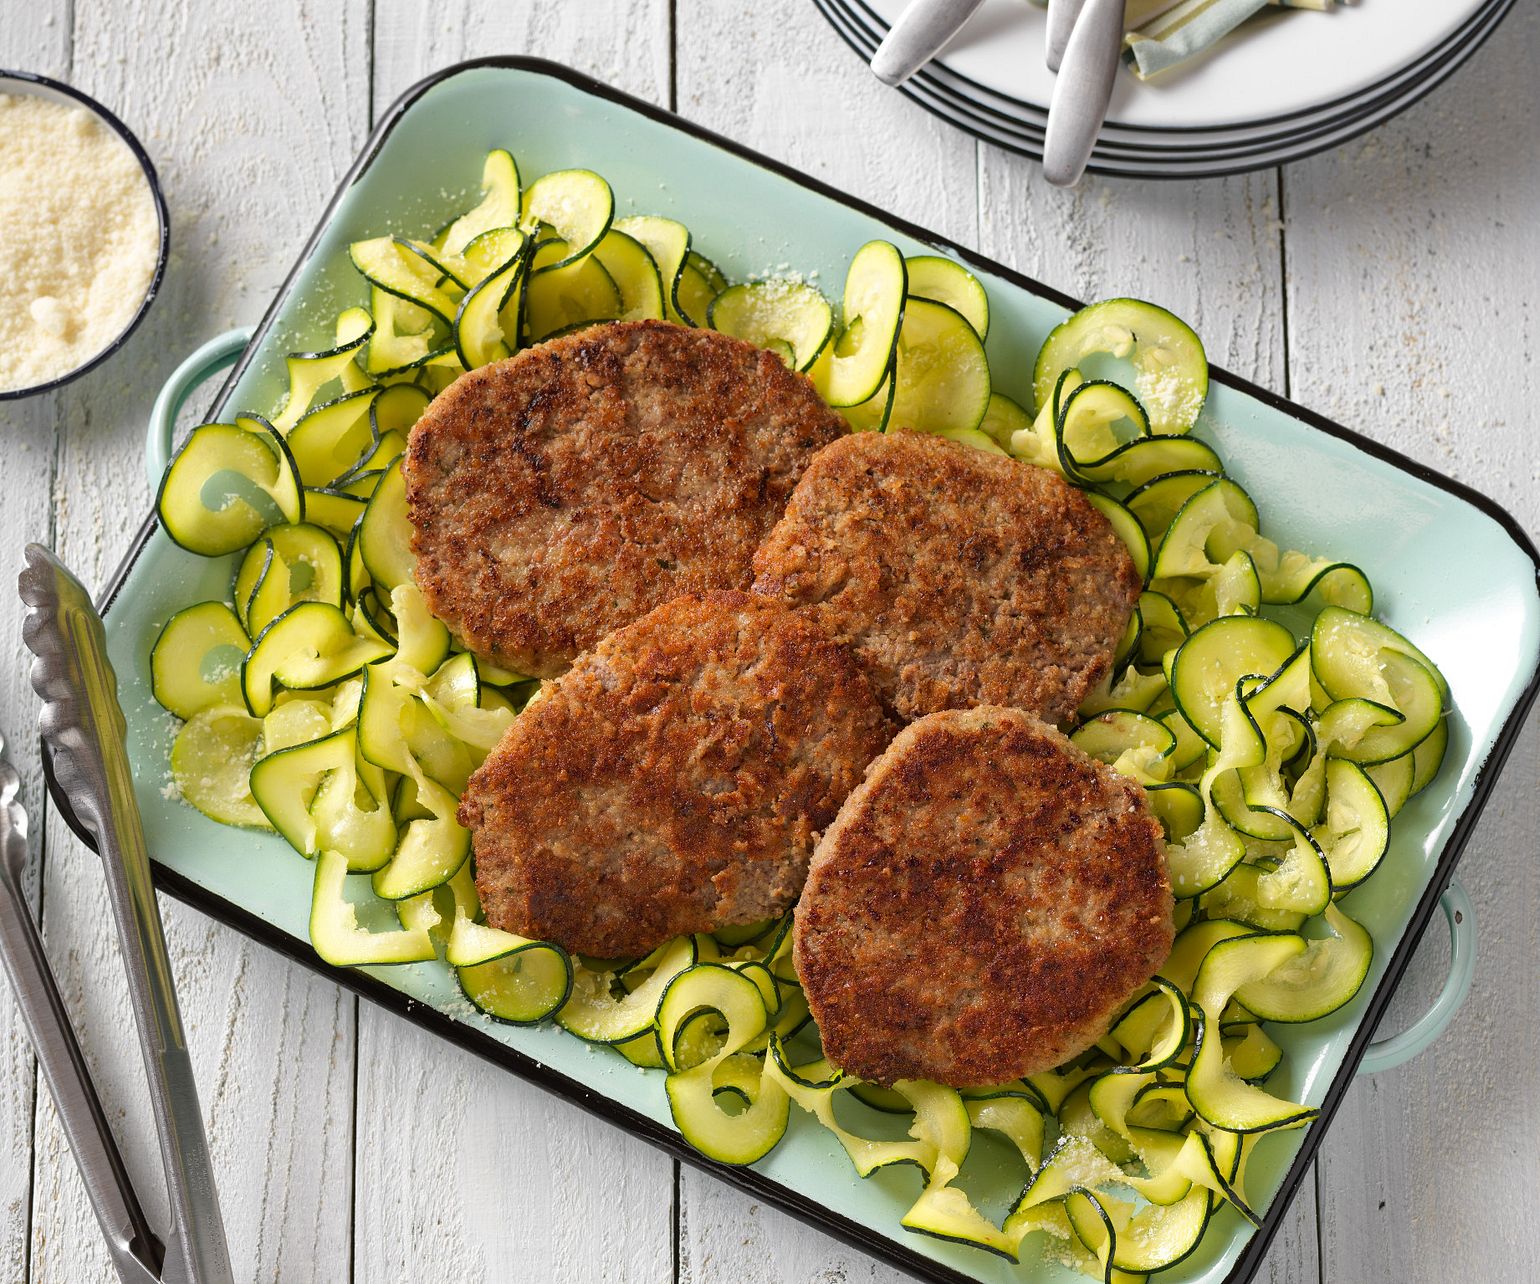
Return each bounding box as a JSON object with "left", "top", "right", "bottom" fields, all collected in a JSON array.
[{"left": 48, "top": 58, "right": 1540, "bottom": 1284}]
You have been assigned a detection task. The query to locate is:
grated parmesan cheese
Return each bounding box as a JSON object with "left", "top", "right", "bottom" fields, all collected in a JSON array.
[{"left": 0, "top": 91, "right": 159, "bottom": 391}]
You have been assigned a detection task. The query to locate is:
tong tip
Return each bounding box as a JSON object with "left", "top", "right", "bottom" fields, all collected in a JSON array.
[{"left": 17, "top": 544, "right": 121, "bottom": 847}]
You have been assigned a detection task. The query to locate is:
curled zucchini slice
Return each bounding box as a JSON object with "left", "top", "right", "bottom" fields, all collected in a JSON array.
[
  {"left": 1169, "top": 616, "right": 1298, "bottom": 749},
  {"left": 242, "top": 601, "right": 393, "bottom": 717},
  {"left": 235, "top": 522, "right": 346, "bottom": 636},
  {"left": 151, "top": 601, "right": 250, "bottom": 719},
  {"left": 833, "top": 364, "right": 895, "bottom": 433},
  {"left": 285, "top": 388, "right": 380, "bottom": 488},
  {"left": 441, "top": 148, "right": 521, "bottom": 258},
  {"left": 170, "top": 706, "right": 270, "bottom": 829},
  {"left": 1187, "top": 933, "right": 1318, "bottom": 1133},
  {"left": 902, "top": 1182, "right": 1017, "bottom": 1261},
  {"left": 977, "top": 391, "right": 1030, "bottom": 450},
  {"left": 364, "top": 286, "right": 440, "bottom": 376},
  {"left": 557, "top": 936, "right": 697, "bottom": 1045},
  {"left": 708, "top": 279, "right": 833, "bottom": 371},
  {"left": 825, "top": 240, "right": 906, "bottom": 407},
  {"left": 666, "top": 1052, "right": 789, "bottom": 1166},
  {"left": 372, "top": 380, "right": 431, "bottom": 438},
  {"left": 349, "top": 236, "right": 460, "bottom": 325},
  {"left": 520, "top": 168, "right": 615, "bottom": 268},
  {"left": 591, "top": 228, "right": 665, "bottom": 322},
  {"left": 447, "top": 914, "right": 573, "bottom": 1024},
  {"left": 1107, "top": 977, "right": 1190, "bottom": 1072},
  {"left": 271, "top": 307, "right": 374, "bottom": 434},
  {"left": 453, "top": 234, "right": 527, "bottom": 370},
  {"left": 1071, "top": 708, "right": 1176, "bottom": 767},
  {"left": 1034, "top": 297, "right": 1208, "bottom": 436},
  {"left": 672, "top": 250, "right": 727, "bottom": 328},
  {"left": 904, "top": 255, "right": 988, "bottom": 339},
  {"left": 1085, "top": 492, "right": 1150, "bottom": 584},
  {"left": 1233, "top": 902, "right": 1372, "bottom": 1022},
  {"left": 964, "top": 1091, "right": 1044, "bottom": 1171},
  {"left": 1313, "top": 757, "right": 1391, "bottom": 887},
  {"left": 1151, "top": 477, "right": 1259, "bottom": 583},
  {"left": 886, "top": 296, "right": 991, "bottom": 436},
  {"left": 372, "top": 763, "right": 468, "bottom": 900},
  {"left": 158, "top": 416, "right": 303, "bottom": 557},
  {"left": 1409, "top": 716, "right": 1449, "bottom": 796},
  {"left": 309, "top": 848, "right": 435, "bottom": 967},
  {"left": 524, "top": 247, "right": 621, "bottom": 342},
  {"left": 1311, "top": 608, "right": 1447, "bottom": 762},
  {"left": 1126, "top": 469, "right": 1223, "bottom": 543},
  {"left": 357, "top": 459, "right": 414, "bottom": 593},
  {"left": 249, "top": 725, "right": 395, "bottom": 867},
  {"left": 656, "top": 962, "right": 769, "bottom": 1071},
  {"left": 614, "top": 215, "right": 691, "bottom": 323}
]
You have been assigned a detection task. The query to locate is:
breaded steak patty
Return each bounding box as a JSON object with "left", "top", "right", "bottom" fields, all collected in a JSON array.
[
  {"left": 794, "top": 707, "right": 1173, "bottom": 1087},
  {"left": 404, "top": 319, "right": 848, "bottom": 679},
  {"left": 460, "top": 591, "right": 893, "bottom": 960},
  {"left": 751, "top": 431, "right": 1141, "bottom": 725}
]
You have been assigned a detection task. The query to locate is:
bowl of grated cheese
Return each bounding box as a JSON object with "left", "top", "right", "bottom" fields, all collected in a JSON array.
[{"left": 0, "top": 70, "right": 169, "bottom": 400}]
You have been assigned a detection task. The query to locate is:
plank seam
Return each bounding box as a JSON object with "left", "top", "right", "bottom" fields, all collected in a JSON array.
[
  {"left": 1276, "top": 165, "right": 1293, "bottom": 400},
  {"left": 668, "top": 0, "right": 678, "bottom": 112},
  {"left": 366, "top": 0, "right": 378, "bottom": 131}
]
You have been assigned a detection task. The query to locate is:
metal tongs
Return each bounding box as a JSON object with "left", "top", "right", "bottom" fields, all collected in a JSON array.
[{"left": 0, "top": 545, "right": 233, "bottom": 1284}]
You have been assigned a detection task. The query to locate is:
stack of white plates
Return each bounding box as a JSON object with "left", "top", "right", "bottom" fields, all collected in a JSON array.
[{"left": 812, "top": 0, "right": 1514, "bottom": 178}]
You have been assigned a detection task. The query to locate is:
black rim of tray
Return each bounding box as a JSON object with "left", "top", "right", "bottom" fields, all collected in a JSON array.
[{"left": 41, "top": 56, "right": 1540, "bottom": 1284}]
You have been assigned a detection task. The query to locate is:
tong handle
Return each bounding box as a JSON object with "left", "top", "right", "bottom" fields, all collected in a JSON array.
[
  {"left": 20, "top": 545, "right": 233, "bottom": 1284},
  {"left": 0, "top": 855, "right": 161, "bottom": 1284}
]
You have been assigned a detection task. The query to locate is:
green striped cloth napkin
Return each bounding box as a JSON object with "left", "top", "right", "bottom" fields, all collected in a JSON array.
[{"left": 1028, "top": 0, "right": 1336, "bottom": 80}]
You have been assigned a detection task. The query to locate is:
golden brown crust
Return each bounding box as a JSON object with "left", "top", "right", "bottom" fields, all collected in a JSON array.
[
  {"left": 460, "top": 591, "right": 894, "bottom": 959},
  {"left": 404, "top": 319, "right": 848, "bottom": 679},
  {"left": 751, "top": 431, "right": 1142, "bottom": 725},
  {"left": 793, "top": 706, "right": 1173, "bottom": 1087}
]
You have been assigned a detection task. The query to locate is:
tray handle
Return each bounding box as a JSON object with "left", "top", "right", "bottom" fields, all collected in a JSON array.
[
  {"left": 144, "top": 327, "right": 254, "bottom": 491},
  {"left": 1357, "top": 879, "right": 1476, "bottom": 1075}
]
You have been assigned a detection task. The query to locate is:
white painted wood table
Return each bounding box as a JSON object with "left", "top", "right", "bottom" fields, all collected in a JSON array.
[{"left": 1, "top": 4, "right": 1536, "bottom": 1282}]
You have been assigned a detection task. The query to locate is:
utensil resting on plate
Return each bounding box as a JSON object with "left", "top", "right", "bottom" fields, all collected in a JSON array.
[
  {"left": 1043, "top": 0, "right": 1127, "bottom": 186},
  {"left": 0, "top": 544, "right": 234, "bottom": 1284},
  {"left": 868, "top": 0, "right": 986, "bottom": 86}
]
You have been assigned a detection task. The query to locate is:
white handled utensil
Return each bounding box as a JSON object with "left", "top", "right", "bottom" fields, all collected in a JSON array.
[
  {"left": 1043, "top": 0, "right": 1127, "bottom": 187},
  {"left": 1045, "top": 0, "right": 1089, "bottom": 72},
  {"left": 869, "top": 0, "right": 987, "bottom": 87}
]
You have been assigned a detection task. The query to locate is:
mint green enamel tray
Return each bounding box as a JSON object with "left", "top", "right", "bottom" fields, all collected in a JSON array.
[{"left": 53, "top": 59, "right": 1540, "bottom": 1284}]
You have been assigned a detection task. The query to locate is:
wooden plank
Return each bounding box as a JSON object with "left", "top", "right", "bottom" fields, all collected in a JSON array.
[
  {"left": 24, "top": 3, "right": 369, "bottom": 1281},
  {"left": 0, "top": 10, "right": 71, "bottom": 1281},
  {"left": 352, "top": 7, "right": 676, "bottom": 1284},
  {"left": 370, "top": 0, "right": 671, "bottom": 118},
  {"left": 353, "top": 1014, "right": 676, "bottom": 1284},
  {"left": 675, "top": 0, "right": 982, "bottom": 249},
  {"left": 973, "top": 155, "right": 1288, "bottom": 389},
  {"left": 1282, "top": 13, "right": 1540, "bottom": 1283},
  {"left": 671, "top": 4, "right": 975, "bottom": 1279}
]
